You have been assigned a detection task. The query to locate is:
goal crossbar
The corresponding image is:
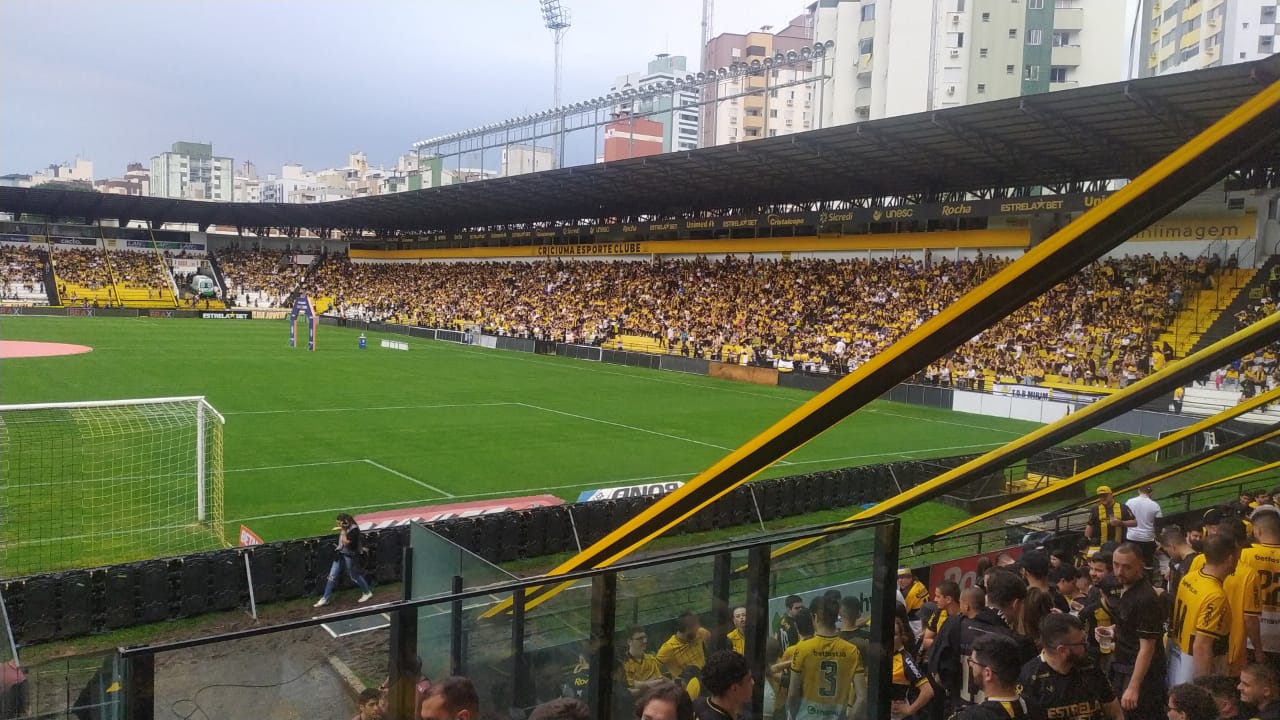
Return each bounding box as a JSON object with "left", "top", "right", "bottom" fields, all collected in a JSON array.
[{"left": 0, "top": 395, "right": 227, "bottom": 423}]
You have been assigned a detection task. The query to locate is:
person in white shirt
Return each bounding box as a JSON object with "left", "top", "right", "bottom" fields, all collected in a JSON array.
[{"left": 1124, "top": 485, "right": 1162, "bottom": 570}]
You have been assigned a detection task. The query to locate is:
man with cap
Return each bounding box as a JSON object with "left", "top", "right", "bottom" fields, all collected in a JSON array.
[
  {"left": 1085, "top": 486, "right": 1136, "bottom": 554},
  {"left": 1124, "top": 486, "right": 1162, "bottom": 571},
  {"left": 899, "top": 567, "right": 930, "bottom": 637}
]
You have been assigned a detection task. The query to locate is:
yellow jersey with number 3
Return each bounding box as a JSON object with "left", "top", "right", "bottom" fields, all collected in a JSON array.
[
  {"left": 1241, "top": 543, "right": 1280, "bottom": 653},
  {"left": 790, "top": 634, "right": 865, "bottom": 719}
]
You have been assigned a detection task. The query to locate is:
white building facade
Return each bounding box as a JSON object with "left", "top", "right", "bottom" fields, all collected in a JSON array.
[
  {"left": 810, "top": 0, "right": 1126, "bottom": 126},
  {"left": 150, "top": 142, "right": 233, "bottom": 201},
  {"left": 1138, "top": 0, "right": 1279, "bottom": 77}
]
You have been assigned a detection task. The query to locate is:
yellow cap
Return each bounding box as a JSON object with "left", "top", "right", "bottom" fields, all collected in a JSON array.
[
  {"left": 1096, "top": 486, "right": 1113, "bottom": 495},
  {"left": 897, "top": 567, "right": 912, "bottom": 576}
]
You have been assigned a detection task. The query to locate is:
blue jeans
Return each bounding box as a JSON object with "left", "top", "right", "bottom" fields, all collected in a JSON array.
[{"left": 321, "top": 553, "right": 371, "bottom": 600}]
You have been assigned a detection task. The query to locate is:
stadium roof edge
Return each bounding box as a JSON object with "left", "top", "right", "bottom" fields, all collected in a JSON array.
[{"left": 3, "top": 55, "right": 1279, "bottom": 236}]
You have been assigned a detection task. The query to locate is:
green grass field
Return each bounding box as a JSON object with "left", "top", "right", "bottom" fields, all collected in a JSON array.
[{"left": 0, "top": 316, "right": 1260, "bottom": 575}]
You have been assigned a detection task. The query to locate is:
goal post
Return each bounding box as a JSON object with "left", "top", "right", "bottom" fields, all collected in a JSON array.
[{"left": 0, "top": 396, "right": 227, "bottom": 578}]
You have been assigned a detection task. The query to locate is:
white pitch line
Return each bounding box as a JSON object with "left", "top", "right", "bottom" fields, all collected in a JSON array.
[
  {"left": 224, "top": 401, "right": 514, "bottom": 416},
  {"left": 363, "top": 458, "right": 455, "bottom": 498},
  {"left": 226, "top": 459, "right": 366, "bottom": 473},
  {"left": 513, "top": 401, "right": 746, "bottom": 455}
]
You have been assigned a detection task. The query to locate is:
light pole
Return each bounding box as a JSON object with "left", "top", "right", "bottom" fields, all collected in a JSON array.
[{"left": 539, "top": 0, "right": 571, "bottom": 168}]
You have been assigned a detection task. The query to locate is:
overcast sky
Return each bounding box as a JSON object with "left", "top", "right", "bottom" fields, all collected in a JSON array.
[{"left": 0, "top": 0, "right": 804, "bottom": 178}]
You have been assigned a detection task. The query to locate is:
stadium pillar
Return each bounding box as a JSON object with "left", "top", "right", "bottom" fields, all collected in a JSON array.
[
  {"left": 710, "top": 553, "right": 732, "bottom": 651},
  {"left": 388, "top": 546, "right": 419, "bottom": 720},
  {"left": 744, "top": 545, "right": 772, "bottom": 720},
  {"left": 511, "top": 588, "right": 532, "bottom": 709},
  {"left": 588, "top": 573, "right": 618, "bottom": 718},
  {"left": 124, "top": 652, "right": 155, "bottom": 720},
  {"left": 864, "top": 521, "right": 901, "bottom": 720},
  {"left": 449, "top": 575, "right": 464, "bottom": 675}
]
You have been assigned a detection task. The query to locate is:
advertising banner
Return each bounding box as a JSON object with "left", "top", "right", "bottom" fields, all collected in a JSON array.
[
  {"left": 927, "top": 546, "right": 1024, "bottom": 591},
  {"left": 199, "top": 310, "right": 251, "bottom": 320},
  {"left": 238, "top": 525, "right": 264, "bottom": 547},
  {"left": 355, "top": 494, "right": 563, "bottom": 529},
  {"left": 577, "top": 481, "right": 684, "bottom": 503}
]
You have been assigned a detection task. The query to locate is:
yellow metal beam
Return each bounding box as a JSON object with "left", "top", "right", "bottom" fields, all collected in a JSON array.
[
  {"left": 1184, "top": 459, "right": 1280, "bottom": 493},
  {"left": 482, "top": 75, "right": 1280, "bottom": 619},
  {"left": 916, "top": 400, "right": 1280, "bottom": 542}
]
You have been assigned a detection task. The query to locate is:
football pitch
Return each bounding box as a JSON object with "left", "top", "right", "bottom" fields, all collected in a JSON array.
[{"left": 0, "top": 316, "right": 1126, "bottom": 571}]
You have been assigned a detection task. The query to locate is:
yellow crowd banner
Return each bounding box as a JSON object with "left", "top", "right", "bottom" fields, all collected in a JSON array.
[
  {"left": 348, "top": 229, "right": 1031, "bottom": 261},
  {"left": 1130, "top": 212, "right": 1256, "bottom": 242}
]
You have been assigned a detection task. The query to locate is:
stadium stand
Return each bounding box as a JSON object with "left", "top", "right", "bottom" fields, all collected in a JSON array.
[
  {"left": 0, "top": 245, "right": 47, "bottom": 304},
  {"left": 215, "top": 248, "right": 309, "bottom": 309},
  {"left": 51, "top": 247, "right": 186, "bottom": 308},
  {"left": 301, "top": 251, "right": 1211, "bottom": 387}
]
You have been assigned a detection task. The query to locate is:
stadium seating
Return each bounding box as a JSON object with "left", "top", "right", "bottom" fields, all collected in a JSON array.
[
  {"left": 0, "top": 245, "right": 48, "bottom": 304},
  {"left": 296, "top": 251, "right": 1211, "bottom": 386},
  {"left": 216, "top": 248, "right": 308, "bottom": 308},
  {"left": 51, "top": 248, "right": 190, "bottom": 308}
]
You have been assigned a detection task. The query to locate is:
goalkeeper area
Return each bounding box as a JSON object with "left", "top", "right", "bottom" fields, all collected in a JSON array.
[
  {"left": 0, "top": 397, "right": 224, "bottom": 577},
  {"left": 0, "top": 316, "right": 1140, "bottom": 576}
]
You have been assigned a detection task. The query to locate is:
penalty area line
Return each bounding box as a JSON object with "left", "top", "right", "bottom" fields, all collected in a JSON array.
[{"left": 363, "top": 458, "right": 455, "bottom": 498}]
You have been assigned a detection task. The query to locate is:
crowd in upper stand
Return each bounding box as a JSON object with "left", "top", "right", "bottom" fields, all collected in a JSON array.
[
  {"left": 302, "top": 251, "right": 1202, "bottom": 387},
  {"left": 215, "top": 248, "right": 307, "bottom": 308},
  {"left": 0, "top": 245, "right": 45, "bottom": 300}
]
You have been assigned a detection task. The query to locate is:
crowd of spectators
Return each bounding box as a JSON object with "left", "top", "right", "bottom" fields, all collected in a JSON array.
[
  {"left": 401, "top": 486, "right": 1278, "bottom": 720},
  {"left": 216, "top": 248, "right": 307, "bottom": 307},
  {"left": 0, "top": 245, "right": 46, "bottom": 300},
  {"left": 107, "top": 249, "right": 169, "bottom": 291},
  {"left": 295, "top": 250, "right": 1203, "bottom": 387},
  {"left": 50, "top": 248, "right": 112, "bottom": 292}
]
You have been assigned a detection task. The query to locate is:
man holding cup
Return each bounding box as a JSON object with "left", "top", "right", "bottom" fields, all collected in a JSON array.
[{"left": 1099, "top": 543, "right": 1167, "bottom": 720}]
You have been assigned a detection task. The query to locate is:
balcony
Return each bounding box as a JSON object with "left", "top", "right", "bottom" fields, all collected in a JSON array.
[
  {"left": 1051, "top": 44, "right": 1082, "bottom": 66},
  {"left": 1050, "top": 80, "right": 1079, "bottom": 91},
  {"left": 1055, "top": 7, "right": 1083, "bottom": 30}
]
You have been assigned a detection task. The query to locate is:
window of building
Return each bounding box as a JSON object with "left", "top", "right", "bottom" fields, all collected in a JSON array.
[
  {"left": 1180, "top": 45, "right": 1200, "bottom": 61},
  {"left": 1263, "top": 5, "right": 1277, "bottom": 23},
  {"left": 861, "top": 3, "right": 874, "bottom": 21},
  {"left": 1262, "top": 35, "right": 1275, "bottom": 53},
  {"left": 979, "top": 47, "right": 989, "bottom": 57},
  {"left": 1023, "top": 64, "right": 1040, "bottom": 80},
  {"left": 948, "top": 32, "right": 964, "bottom": 48},
  {"left": 1183, "top": 16, "right": 1200, "bottom": 32},
  {"left": 769, "top": 129, "right": 778, "bottom": 137},
  {"left": 1163, "top": 5, "right": 1177, "bottom": 20},
  {"left": 1009, "top": 28, "right": 1018, "bottom": 38},
  {"left": 859, "top": 37, "right": 874, "bottom": 54},
  {"left": 747, "top": 45, "right": 766, "bottom": 56},
  {"left": 1161, "top": 31, "right": 1175, "bottom": 46},
  {"left": 1052, "top": 30, "right": 1071, "bottom": 46},
  {"left": 679, "top": 126, "right": 697, "bottom": 135},
  {"left": 731, "top": 47, "right": 741, "bottom": 58},
  {"left": 1049, "top": 66, "right": 1068, "bottom": 82},
  {"left": 770, "top": 89, "right": 778, "bottom": 97},
  {"left": 1029, "top": 0, "right": 1044, "bottom": 8},
  {"left": 1026, "top": 28, "right": 1043, "bottom": 45},
  {"left": 769, "top": 109, "right": 778, "bottom": 117},
  {"left": 953, "top": 0, "right": 965, "bottom": 10},
  {"left": 982, "top": 12, "right": 990, "bottom": 21},
  {"left": 1006, "top": 64, "right": 1016, "bottom": 74},
  {"left": 976, "top": 83, "right": 986, "bottom": 93}
]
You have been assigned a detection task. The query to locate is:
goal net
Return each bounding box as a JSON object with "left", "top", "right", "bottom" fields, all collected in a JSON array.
[{"left": 0, "top": 396, "right": 226, "bottom": 578}]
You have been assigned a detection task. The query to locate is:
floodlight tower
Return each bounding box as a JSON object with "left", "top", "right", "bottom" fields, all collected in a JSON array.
[{"left": 540, "top": 0, "right": 571, "bottom": 168}]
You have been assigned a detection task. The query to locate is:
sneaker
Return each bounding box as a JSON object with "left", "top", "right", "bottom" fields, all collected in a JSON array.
[
  {"left": 313, "top": 597, "right": 329, "bottom": 608},
  {"left": 358, "top": 592, "right": 373, "bottom": 603}
]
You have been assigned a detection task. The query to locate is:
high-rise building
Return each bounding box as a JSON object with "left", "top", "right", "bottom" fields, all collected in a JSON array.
[
  {"left": 150, "top": 142, "right": 233, "bottom": 201},
  {"left": 1137, "top": 0, "right": 1278, "bottom": 77},
  {"left": 601, "top": 114, "right": 666, "bottom": 162},
  {"left": 810, "top": 0, "right": 1126, "bottom": 127},
  {"left": 502, "top": 144, "right": 554, "bottom": 176},
  {"left": 609, "top": 54, "right": 701, "bottom": 153},
  {"left": 702, "top": 16, "right": 817, "bottom": 146}
]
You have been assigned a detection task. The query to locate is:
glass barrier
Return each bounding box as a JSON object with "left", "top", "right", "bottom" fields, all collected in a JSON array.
[
  {"left": 118, "top": 515, "right": 898, "bottom": 720},
  {"left": 5, "top": 651, "right": 122, "bottom": 720}
]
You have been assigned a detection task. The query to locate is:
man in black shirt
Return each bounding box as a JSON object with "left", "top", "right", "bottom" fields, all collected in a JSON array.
[
  {"left": 953, "top": 635, "right": 1045, "bottom": 720},
  {"left": 1020, "top": 614, "right": 1122, "bottom": 720},
  {"left": 958, "top": 573, "right": 1037, "bottom": 706},
  {"left": 1101, "top": 543, "right": 1166, "bottom": 720},
  {"left": 934, "top": 586, "right": 981, "bottom": 714},
  {"left": 693, "top": 650, "right": 752, "bottom": 720}
]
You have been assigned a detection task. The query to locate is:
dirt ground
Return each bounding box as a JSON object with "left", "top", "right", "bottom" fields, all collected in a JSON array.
[{"left": 18, "top": 589, "right": 397, "bottom": 719}]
